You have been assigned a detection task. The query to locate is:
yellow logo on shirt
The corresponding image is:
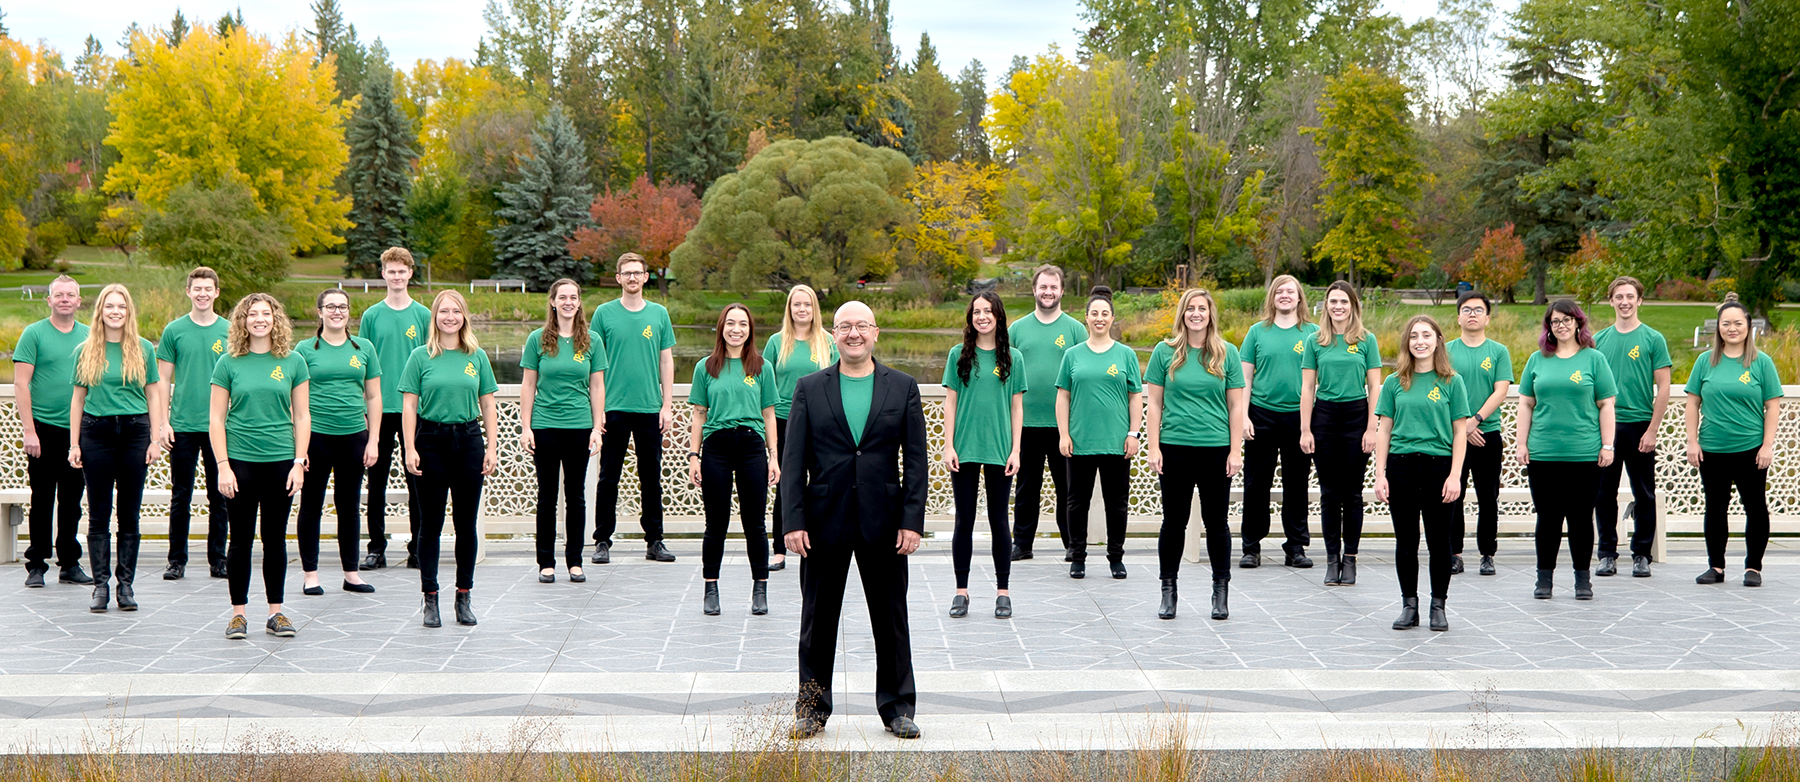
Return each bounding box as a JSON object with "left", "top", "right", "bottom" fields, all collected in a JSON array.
[
  {"left": 642, "top": 325, "right": 654, "bottom": 340},
  {"left": 1055, "top": 334, "right": 1066, "bottom": 348},
  {"left": 1740, "top": 370, "right": 1753, "bottom": 384},
  {"left": 1347, "top": 343, "right": 1360, "bottom": 354},
  {"left": 1480, "top": 357, "right": 1493, "bottom": 371},
  {"left": 405, "top": 325, "right": 418, "bottom": 340},
  {"left": 349, "top": 356, "right": 363, "bottom": 369},
  {"left": 1106, "top": 364, "right": 1120, "bottom": 377},
  {"left": 1628, "top": 345, "right": 1641, "bottom": 360},
  {"left": 743, "top": 375, "right": 757, "bottom": 387},
  {"left": 270, "top": 365, "right": 286, "bottom": 380},
  {"left": 1292, "top": 340, "right": 1304, "bottom": 354},
  {"left": 1428, "top": 386, "right": 1443, "bottom": 402},
  {"left": 1569, "top": 370, "right": 1583, "bottom": 384},
  {"left": 210, "top": 339, "right": 223, "bottom": 355},
  {"left": 464, "top": 362, "right": 477, "bottom": 377},
  {"left": 992, "top": 366, "right": 1001, "bottom": 377},
  {"left": 573, "top": 351, "right": 586, "bottom": 363}
]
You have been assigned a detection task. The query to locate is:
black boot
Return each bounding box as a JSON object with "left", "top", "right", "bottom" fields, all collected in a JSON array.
[
  {"left": 116, "top": 583, "right": 137, "bottom": 611},
  {"left": 1210, "top": 581, "right": 1229, "bottom": 621},
  {"left": 751, "top": 581, "right": 769, "bottom": 615},
  {"left": 454, "top": 591, "right": 477, "bottom": 625},
  {"left": 1573, "top": 569, "right": 1593, "bottom": 600},
  {"left": 1392, "top": 596, "right": 1419, "bottom": 629},
  {"left": 422, "top": 592, "right": 441, "bottom": 627},
  {"left": 703, "top": 581, "right": 721, "bottom": 616},
  {"left": 1534, "top": 569, "right": 1553, "bottom": 599},
  {"left": 1157, "top": 579, "right": 1177, "bottom": 620},
  {"left": 1323, "top": 559, "right": 1341, "bottom": 586},
  {"left": 117, "top": 527, "right": 140, "bottom": 594},
  {"left": 1429, "top": 597, "right": 1448, "bottom": 631},
  {"left": 1340, "top": 556, "right": 1357, "bottom": 585},
  {"left": 89, "top": 582, "right": 109, "bottom": 613}
]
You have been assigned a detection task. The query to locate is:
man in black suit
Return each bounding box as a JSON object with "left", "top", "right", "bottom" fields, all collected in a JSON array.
[{"left": 781, "top": 300, "right": 928, "bottom": 740}]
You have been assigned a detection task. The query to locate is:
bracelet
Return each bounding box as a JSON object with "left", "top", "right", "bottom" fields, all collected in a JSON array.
[{"left": 687, "top": 451, "right": 701, "bottom": 460}]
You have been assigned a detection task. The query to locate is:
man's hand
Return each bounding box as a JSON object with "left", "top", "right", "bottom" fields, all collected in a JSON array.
[
  {"left": 785, "top": 530, "right": 810, "bottom": 557},
  {"left": 1638, "top": 428, "right": 1658, "bottom": 453},
  {"left": 23, "top": 430, "right": 40, "bottom": 459},
  {"left": 658, "top": 408, "right": 673, "bottom": 435},
  {"left": 896, "top": 529, "right": 921, "bottom": 555}
]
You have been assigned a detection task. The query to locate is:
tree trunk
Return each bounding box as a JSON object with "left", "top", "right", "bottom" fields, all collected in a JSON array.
[
  {"left": 657, "top": 264, "right": 670, "bottom": 296},
  {"left": 1532, "top": 255, "right": 1547, "bottom": 305}
]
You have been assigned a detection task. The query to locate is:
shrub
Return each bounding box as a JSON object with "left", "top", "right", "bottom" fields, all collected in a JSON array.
[{"left": 1655, "top": 277, "right": 1712, "bottom": 302}]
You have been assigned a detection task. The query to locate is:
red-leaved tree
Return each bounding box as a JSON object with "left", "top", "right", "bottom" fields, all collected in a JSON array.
[
  {"left": 568, "top": 175, "right": 700, "bottom": 294},
  {"left": 1463, "top": 223, "right": 1529, "bottom": 303}
]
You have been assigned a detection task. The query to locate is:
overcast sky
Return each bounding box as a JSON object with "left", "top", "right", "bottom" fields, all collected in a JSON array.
[{"left": 9, "top": 0, "right": 1462, "bottom": 88}]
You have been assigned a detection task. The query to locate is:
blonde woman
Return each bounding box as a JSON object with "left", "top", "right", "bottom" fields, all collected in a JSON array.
[
  {"left": 1299, "top": 280, "right": 1382, "bottom": 587},
  {"left": 520, "top": 279, "right": 607, "bottom": 583},
  {"left": 69, "top": 284, "right": 166, "bottom": 613},
  {"left": 1684, "top": 294, "right": 1783, "bottom": 587},
  {"left": 401, "top": 290, "right": 499, "bottom": 628},
  {"left": 763, "top": 284, "right": 836, "bottom": 570},
  {"left": 1238, "top": 275, "right": 1318, "bottom": 568},
  {"left": 210, "top": 293, "right": 311, "bottom": 639},
  {"left": 1146, "top": 289, "right": 1244, "bottom": 621}
]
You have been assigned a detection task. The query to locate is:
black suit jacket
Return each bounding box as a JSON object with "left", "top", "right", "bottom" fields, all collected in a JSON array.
[{"left": 779, "top": 360, "right": 929, "bottom": 548}]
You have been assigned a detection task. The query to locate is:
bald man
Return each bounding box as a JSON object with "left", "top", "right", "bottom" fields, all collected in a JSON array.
[{"left": 781, "top": 301, "right": 928, "bottom": 740}]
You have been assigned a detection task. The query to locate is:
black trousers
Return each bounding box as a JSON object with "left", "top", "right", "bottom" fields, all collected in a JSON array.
[
  {"left": 23, "top": 423, "right": 84, "bottom": 572},
  {"left": 797, "top": 535, "right": 915, "bottom": 724},
  {"left": 416, "top": 420, "right": 485, "bottom": 593},
  {"left": 1597, "top": 419, "right": 1658, "bottom": 558},
  {"left": 1528, "top": 460, "right": 1599, "bottom": 570},
  {"left": 81, "top": 414, "right": 149, "bottom": 588},
  {"left": 226, "top": 459, "right": 294, "bottom": 606},
  {"left": 297, "top": 431, "right": 367, "bottom": 573},
  {"left": 1389, "top": 453, "right": 1455, "bottom": 600},
  {"left": 532, "top": 428, "right": 591, "bottom": 568},
  {"left": 1011, "top": 426, "right": 1071, "bottom": 553},
  {"left": 1700, "top": 448, "right": 1770, "bottom": 571},
  {"left": 771, "top": 417, "right": 789, "bottom": 556},
  {"left": 700, "top": 427, "right": 770, "bottom": 581},
  {"left": 167, "top": 430, "right": 228, "bottom": 568},
  {"left": 1156, "top": 444, "right": 1231, "bottom": 581},
  {"left": 595, "top": 410, "right": 665, "bottom": 546},
  {"left": 1068, "top": 453, "right": 1131, "bottom": 564},
  {"left": 1454, "top": 429, "right": 1503, "bottom": 557},
  {"left": 951, "top": 463, "right": 1012, "bottom": 590},
  {"left": 366, "top": 411, "right": 421, "bottom": 558},
  {"left": 1312, "top": 399, "right": 1369, "bottom": 561},
  {"left": 1242, "top": 404, "right": 1312, "bottom": 557}
]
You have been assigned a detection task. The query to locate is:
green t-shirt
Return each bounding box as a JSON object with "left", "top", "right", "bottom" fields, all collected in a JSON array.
[
  {"left": 1519, "top": 348, "right": 1618, "bottom": 462},
  {"left": 1447, "top": 336, "right": 1514, "bottom": 433},
  {"left": 521, "top": 329, "right": 609, "bottom": 430},
  {"left": 1055, "top": 341, "right": 1144, "bottom": 456},
  {"left": 840, "top": 371, "right": 875, "bottom": 444},
  {"left": 14, "top": 318, "right": 89, "bottom": 426},
  {"left": 594, "top": 299, "right": 677, "bottom": 413},
  {"left": 1376, "top": 373, "right": 1471, "bottom": 456},
  {"left": 155, "top": 314, "right": 230, "bottom": 433},
  {"left": 358, "top": 300, "right": 432, "bottom": 414},
  {"left": 1594, "top": 323, "right": 1671, "bottom": 423},
  {"left": 295, "top": 336, "right": 380, "bottom": 436},
  {"left": 1239, "top": 320, "right": 1320, "bottom": 413},
  {"left": 1301, "top": 331, "right": 1381, "bottom": 403},
  {"left": 943, "top": 345, "right": 1029, "bottom": 465},
  {"left": 210, "top": 350, "right": 310, "bottom": 463},
  {"left": 398, "top": 346, "right": 499, "bottom": 424},
  {"left": 1009, "top": 312, "right": 1086, "bottom": 427},
  {"left": 691, "top": 357, "right": 777, "bottom": 439},
  {"left": 1685, "top": 351, "right": 1783, "bottom": 453},
  {"left": 1145, "top": 340, "right": 1244, "bottom": 448},
  {"left": 75, "top": 338, "right": 161, "bottom": 417},
  {"left": 765, "top": 333, "right": 837, "bottom": 420}
]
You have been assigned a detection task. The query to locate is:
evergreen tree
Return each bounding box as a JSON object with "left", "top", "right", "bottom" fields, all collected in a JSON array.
[
  {"left": 846, "top": 0, "right": 921, "bottom": 162},
  {"left": 344, "top": 65, "right": 415, "bottom": 277},
  {"left": 667, "top": 49, "right": 740, "bottom": 195},
  {"left": 490, "top": 105, "right": 594, "bottom": 291},
  {"left": 903, "top": 33, "right": 959, "bottom": 161},
  {"left": 954, "top": 60, "right": 991, "bottom": 164},
  {"left": 165, "top": 10, "right": 190, "bottom": 47}
]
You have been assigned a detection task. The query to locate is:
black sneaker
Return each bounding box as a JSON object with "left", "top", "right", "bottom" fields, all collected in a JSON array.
[
  {"left": 646, "top": 541, "right": 676, "bottom": 562},
  {"left": 24, "top": 568, "right": 46, "bottom": 588},
  {"left": 1631, "top": 555, "right": 1651, "bottom": 578},
  {"left": 225, "top": 615, "right": 249, "bottom": 640},
  {"left": 592, "top": 544, "right": 611, "bottom": 564},
  {"left": 163, "top": 562, "right": 185, "bottom": 580},
  {"left": 59, "top": 565, "right": 94, "bottom": 585},
  {"left": 1595, "top": 556, "right": 1618, "bottom": 577},
  {"left": 266, "top": 613, "right": 296, "bottom": 637}
]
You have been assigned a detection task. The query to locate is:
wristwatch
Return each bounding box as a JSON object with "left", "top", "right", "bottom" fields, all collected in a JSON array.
[
  {"left": 687, "top": 451, "right": 701, "bottom": 460},
  {"left": 1125, "top": 432, "right": 1139, "bottom": 440},
  {"left": 1601, "top": 444, "right": 1615, "bottom": 452}
]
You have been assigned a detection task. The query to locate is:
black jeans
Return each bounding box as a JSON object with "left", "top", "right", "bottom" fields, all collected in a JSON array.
[
  {"left": 1242, "top": 404, "right": 1312, "bottom": 557},
  {"left": 415, "top": 420, "right": 485, "bottom": 593},
  {"left": 226, "top": 459, "right": 294, "bottom": 606},
  {"left": 595, "top": 410, "right": 665, "bottom": 546},
  {"left": 532, "top": 428, "right": 591, "bottom": 568},
  {"left": 1012, "top": 426, "right": 1071, "bottom": 554},
  {"left": 366, "top": 411, "right": 421, "bottom": 558},
  {"left": 1156, "top": 444, "right": 1231, "bottom": 582},
  {"left": 771, "top": 417, "right": 789, "bottom": 556},
  {"left": 700, "top": 427, "right": 770, "bottom": 581},
  {"left": 1597, "top": 419, "right": 1658, "bottom": 558},
  {"left": 24, "top": 423, "right": 84, "bottom": 572},
  {"left": 951, "top": 463, "right": 1012, "bottom": 590},
  {"left": 1455, "top": 429, "right": 1503, "bottom": 557},
  {"left": 1312, "top": 399, "right": 1369, "bottom": 561},
  {"left": 166, "top": 430, "right": 228, "bottom": 568},
  {"left": 1528, "top": 460, "right": 1599, "bottom": 570},
  {"left": 297, "top": 431, "right": 367, "bottom": 573},
  {"left": 1067, "top": 453, "right": 1131, "bottom": 564},
  {"left": 1700, "top": 448, "right": 1770, "bottom": 571},
  {"left": 1389, "top": 453, "right": 1455, "bottom": 599},
  {"left": 81, "top": 414, "right": 149, "bottom": 588}
]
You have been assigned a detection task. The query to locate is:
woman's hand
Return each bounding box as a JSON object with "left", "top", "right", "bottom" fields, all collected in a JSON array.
[
  {"left": 1440, "top": 475, "right": 1462, "bottom": 503},
  {"left": 1059, "top": 435, "right": 1073, "bottom": 458},
  {"left": 1466, "top": 425, "right": 1486, "bottom": 447},
  {"left": 768, "top": 458, "right": 781, "bottom": 487},
  {"left": 1004, "top": 450, "right": 1020, "bottom": 477},
  {"left": 1243, "top": 418, "right": 1256, "bottom": 441},
  {"left": 481, "top": 447, "right": 498, "bottom": 476},
  {"left": 1515, "top": 441, "right": 1529, "bottom": 467},
  {"left": 405, "top": 449, "right": 422, "bottom": 476},
  {"left": 1360, "top": 429, "right": 1377, "bottom": 454},
  {"left": 1374, "top": 474, "right": 1389, "bottom": 503},
  {"left": 1123, "top": 435, "right": 1141, "bottom": 459},
  {"left": 520, "top": 428, "right": 536, "bottom": 455},
  {"left": 1757, "top": 444, "right": 1773, "bottom": 470},
  {"left": 1686, "top": 441, "right": 1703, "bottom": 467},
  {"left": 1597, "top": 448, "right": 1614, "bottom": 468},
  {"left": 689, "top": 454, "right": 702, "bottom": 486},
  {"left": 219, "top": 463, "right": 239, "bottom": 498},
  {"left": 1147, "top": 444, "right": 1164, "bottom": 475},
  {"left": 1225, "top": 450, "right": 1242, "bottom": 478},
  {"left": 1299, "top": 431, "right": 1316, "bottom": 454},
  {"left": 942, "top": 444, "right": 959, "bottom": 473},
  {"left": 144, "top": 441, "right": 161, "bottom": 466},
  {"left": 363, "top": 440, "right": 379, "bottom": 469},
  {"left": 286, "top": 462, "right": 305, "bottom": 496},
  {"left": 588, "top": 429, "right": 602, "bottom": 455},
  {"left": 67, "top": 445, "right": 82, "bottom": 469}
]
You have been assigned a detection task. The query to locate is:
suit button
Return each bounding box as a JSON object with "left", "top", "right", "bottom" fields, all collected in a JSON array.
[{"left": 855, "top": 450, "right": 861, "bottom": 456}]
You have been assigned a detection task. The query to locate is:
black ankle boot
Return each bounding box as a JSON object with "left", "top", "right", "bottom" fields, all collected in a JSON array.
[
  {"left": 116, "top": 583, "right": 137, "bottom": 611},
  {"left": 422, "top": 593, "right": 441, "bottom": 627},
  {"left": 1534, "top": 569, "right": 1553, "bottom": 599},
  {"left": 1340, "top": 556, "right": 1357, "bottom": 585},
  {"left": 1210, "top": 581, "right": 1229, "bottom": 621},
  {"left": 454, "top": 591, "right": 477, "bottom": 625},
  {"left": 1429, "top": 597, "right": 1448, "bottom": 631},
  {"left": 1573, "top": 569, "right": 1593, "bottom": 600},
  {"left": 703, "top": 581, "right": 721, "bottom": 615},
  {"left": 1157, "top": 578, "right": 1177, "bottom": 620},
  {"left": 1392, "top": 596, "right": 1419, "bottom": 629},
  {"left": 89, "top": 583, "right": 109, "bottom": 613},
  {"left": 751, "top": 581, "right": 769, "bottom": 615}
]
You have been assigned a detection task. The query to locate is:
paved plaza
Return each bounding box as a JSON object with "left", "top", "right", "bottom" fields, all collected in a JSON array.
[{"left": 1, "top": 535, "right": 1797, "bottom": 753}]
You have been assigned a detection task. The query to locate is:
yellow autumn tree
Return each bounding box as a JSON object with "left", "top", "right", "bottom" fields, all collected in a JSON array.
[
  {"left": 896, "top": 161, "right": 1002, "bottom": 284},
  {"left": 104, "top": 27, "right": 350, "bottom": 251},
  {"left": 984, "top": 48, "right": 1075, "bottom": 162}
]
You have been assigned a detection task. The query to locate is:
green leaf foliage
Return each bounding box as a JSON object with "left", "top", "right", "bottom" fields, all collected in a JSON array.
[
  {"left": 344, "top": 66, "right": 417, "bottom": 277},
  {"left": 1306, "top": 64, "right": 1426, "bottom": 284},
  {"left": 490, "top": 104, "right": 594, "bottom": 291},
  {"left": 138, "top": 179, "right": 294, "bottom": 296}
]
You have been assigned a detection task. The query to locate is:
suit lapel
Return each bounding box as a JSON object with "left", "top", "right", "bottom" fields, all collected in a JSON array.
[
  {"left": 820, "top": 362, "right": 855, "bottom": 445},
  {"left": 866, "top": 361, "right": 893, "bottom": 442}
]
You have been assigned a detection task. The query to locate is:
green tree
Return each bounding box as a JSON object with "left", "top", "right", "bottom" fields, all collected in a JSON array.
[
  {"left": 344, "top": 65, "right": 417, "bottom": 277},
  {"left": 666, "top": 46, "right": 739, "bottom": 195},
  {"left": 902, "top": 33, "right": 959, "bottom": 162},
  {"left": 490, "top": 105, "right": 593, "bottom": 290},
  {"left": 139, "top": 180, "right": 293, "bottom": 295},
  {"left": 670, "top": 136, "right": 911, "bottom": 298},
  {"left": 953, "top": 60, "right": 991, "bottom": 163},
  {"left": 308, "top": 0, "right": 369, "bottom": 102},
  {"left": 1305, "top": 64, "right": 1425, "bottom": 284},
  {"left": 404, "top": 166, "right": 468, "bottom": 270}
]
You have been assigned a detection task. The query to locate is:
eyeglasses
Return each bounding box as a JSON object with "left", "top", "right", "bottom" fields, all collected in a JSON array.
[
  {"left": 1459, "top": 307, "right": 1487, "bottom": 315},
  {"left": 320, "top": 304, "right": 350, "bottom": 312},
  {"left": 1549, "top": 317, "right": 1577, "bottom": 327},
  {"left": 833, "top": 322, "right": 876, "bottom": 335},
  {"left": 617, "top": 271, "right": 649, "bottom": 279}
]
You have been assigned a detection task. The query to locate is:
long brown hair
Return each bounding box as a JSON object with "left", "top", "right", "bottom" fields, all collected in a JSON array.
[
  {"left": 957, "top": 291, "right": 1014, "bottom": 384},
  {"left": 704, "top": 303, "right": 763, "bottom": 379},
  {"left": 1261, "top": 274, "right": 1313, "bottom": 327},
  {"left": 538, "top": 278, "right": 592, "bottom": 358},
  {"left": 76, "top": 284, "right": 147, "bottom": 387},
  {"left": 1167, "top": 288, "right": 1227, "bottom": 377},
  {"left": 227, "top": 293, "right": 295, "bottom": 358},
  {"left": 1394, "top": 315, "right": 1455, "bottom": 390},
  {"left": 1709, "top": 293, "right": 1759, "bottom": 367},
  {"left": 1316, "top": 280, "right": 1367, "bottom": 348}
]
